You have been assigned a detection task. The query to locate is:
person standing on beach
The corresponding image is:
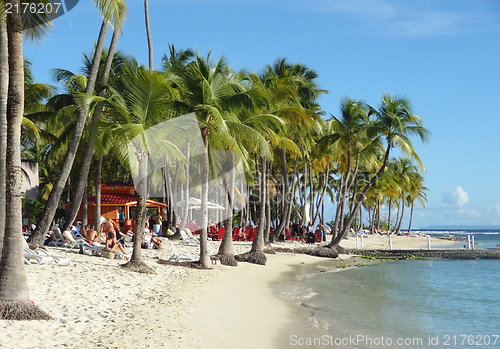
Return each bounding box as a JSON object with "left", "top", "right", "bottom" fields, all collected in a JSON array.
[{"left": 118, "top": 208, "right": 125, "bottom": 230}]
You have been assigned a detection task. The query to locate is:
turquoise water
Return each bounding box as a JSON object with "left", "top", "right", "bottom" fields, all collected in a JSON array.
[{"left": 281, "top": 233, "right": 500, "bottom": 348}]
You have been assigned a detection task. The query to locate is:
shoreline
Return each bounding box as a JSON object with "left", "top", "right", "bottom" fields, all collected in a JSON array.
[{"left": 3, "top": 235, "right": 458, "bottom": 348}]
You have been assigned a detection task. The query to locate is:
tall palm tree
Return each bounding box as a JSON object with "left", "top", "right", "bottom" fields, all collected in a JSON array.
[
  {"left": 144, "top": 0, "right": 153, "bottom": 72},
  {"left": 169, "top": 51, "right": 265, "bottom": 268},
  {"left": 28, "top": 0, "right": 128, "bottom": 246},
  {"left": 0, "top": 0, "right": 52, "bottom": 320},
  {"left": 102, "top": 63, "right": 182, "bottom": 273},
  {"left": 0, "top": 14, "right": 7, "bottom": 254},
  {"left": 62, "top": 28, "right": 123, "bottom": 232},
  {"left": 329, "top": 94, "right": 430, "bottom": 249}
]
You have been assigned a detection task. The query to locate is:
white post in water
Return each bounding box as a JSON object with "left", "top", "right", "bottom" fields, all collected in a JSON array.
[
  {"left": 427, "top": 235, "right": 431, "bottom": 250},
  {"left": 389, "top": 235, "right": 393, "bottom": 250},
  {"left": 361, "top": 235, "right": 364, "bottom": 248},
  {"left": 468, "top": 235, "right": 471, "bottom": 249},
  {"left": 472, "top": 235, "right": 475, "bottom": 250},
  {"left": 356, "top": 235, "right": 359, "bottom": 249}
]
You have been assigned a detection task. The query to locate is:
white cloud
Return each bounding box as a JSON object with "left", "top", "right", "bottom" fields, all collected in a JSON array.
[
  {"left": 304, "top": 0, "right": 396, "bottom": 19},
  {"left": 442, "top": 187, "right": 469, "bottom": 209},
  {"left": 388, "top": 12, "right": 464, "bottom": 37},
  {"left": 487, "top": 203, "right": 500, "bottom": 216}
]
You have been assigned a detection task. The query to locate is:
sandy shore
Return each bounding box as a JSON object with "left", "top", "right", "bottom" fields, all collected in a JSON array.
[{"left": 2, "top": 234, "right": 454, "bottom": 348}]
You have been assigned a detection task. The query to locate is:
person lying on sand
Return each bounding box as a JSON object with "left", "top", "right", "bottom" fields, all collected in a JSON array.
[{"left": 105, "top": 231, "right": 129, "bottom": 255}]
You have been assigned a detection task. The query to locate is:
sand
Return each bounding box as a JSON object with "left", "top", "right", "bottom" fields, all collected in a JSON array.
[{"left": 1, "top": 234, "right": 455, "bottom": 348}]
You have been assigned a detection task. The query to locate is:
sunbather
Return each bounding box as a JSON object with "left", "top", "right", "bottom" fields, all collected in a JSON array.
[
  {"left": 105, "top": 231, "right": 129, "bottom": 254},
  {"left": 141, "top": 231, "right": 162, "bottom": 249}
]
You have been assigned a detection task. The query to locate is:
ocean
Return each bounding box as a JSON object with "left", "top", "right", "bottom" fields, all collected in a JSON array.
[{"left": 276, "top": 231, "right": 500, "bottom": 348}]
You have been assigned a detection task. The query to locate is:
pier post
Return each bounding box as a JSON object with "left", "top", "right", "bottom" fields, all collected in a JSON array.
[
  {"left": 472, "top": 235, "right": 475, "bottom": 250},
  {"left": 356, "top": 235, "right": 359, "bottom": 249},
  {"left": 427, "top": 235, "right": 431, "bottom": 250},
  {"left": 468, "top": 235, "right": 471, "bottom": 249},
  {"left": 389, "top": 235, "right": 393, "bottom": 250},
  {"left": 361, "top": 235, "right": 364, "bottom": 247}
]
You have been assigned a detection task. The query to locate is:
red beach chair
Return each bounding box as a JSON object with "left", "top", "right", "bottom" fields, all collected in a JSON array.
[
  {"left": 315, "top": 230, "right": 322, "bottom": 243},
  {"left": 232, "top": 227, "right": 239, "bottom": 241},
  {"left": 217, "top": 227, "right": 225, "bottom": 241},
  {"left": 248, "top": 227, "right": 257, "bottom": 242}
]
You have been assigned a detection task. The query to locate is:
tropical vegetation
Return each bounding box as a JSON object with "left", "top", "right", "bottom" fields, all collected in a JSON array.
[{"left": 0, "top": 0, "right": 430, "bottom": 320}]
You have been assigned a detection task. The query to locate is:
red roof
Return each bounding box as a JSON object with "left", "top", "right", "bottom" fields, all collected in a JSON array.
[
  {"left": 87, "top": 194, "right": 137, "bottom": 205},
  {"left": 101, "top": 181, "right": 133, "bottom": 187}
]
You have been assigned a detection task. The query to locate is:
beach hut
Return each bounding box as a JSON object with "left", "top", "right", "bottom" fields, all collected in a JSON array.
[{"left": 65, "top": 182, "right": 167, "bottom": 231}]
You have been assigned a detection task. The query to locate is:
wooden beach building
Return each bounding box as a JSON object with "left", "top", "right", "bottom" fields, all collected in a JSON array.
[{"left": 65, "top": 182, "right": 167, "bottom": 231}]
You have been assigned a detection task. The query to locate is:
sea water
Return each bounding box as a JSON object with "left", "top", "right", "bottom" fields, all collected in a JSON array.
[{"left": 277, "top": 232, "right": 500, "bottom": 349}]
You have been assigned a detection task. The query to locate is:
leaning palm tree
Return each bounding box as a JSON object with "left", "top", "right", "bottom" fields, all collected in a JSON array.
[
  {"left": 28, "top": 0, "right": 128, "bottom": 246},
  {"left": 328, "top": 93, "right": 430, "bottom": 250},
  {"left": 62, "top": 29, "right": 124, "bottom": 232}
]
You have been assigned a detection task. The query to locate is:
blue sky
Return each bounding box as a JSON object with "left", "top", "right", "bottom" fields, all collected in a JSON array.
[{"left": 23, "top": 0, "right": 500, "bottom": 229}]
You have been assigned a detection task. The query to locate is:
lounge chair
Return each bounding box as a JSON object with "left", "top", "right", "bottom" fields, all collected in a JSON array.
[
  {"left": 81, "top": 242, "right": 105, "bottom": 256},
  {"left": 168, "top": 242, "right": 195, "bottom": 262},
  {"left": 23, "top": 238, "right": 71, "bottom": 266},
  {"left": 48, "top": 226, "right": 69, "bottom": 247},
  {"left": 62, "top": 229, "right": 87, "bottom": 249},
  {"left": 179, "top": 230, "right": 200, "bottom": 246}
]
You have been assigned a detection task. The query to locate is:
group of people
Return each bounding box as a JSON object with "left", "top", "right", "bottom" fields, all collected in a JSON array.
[
  {"left": 79, "top": 217, "right": 130, "bottom": 254},
  {"left": 289, "top": 222, "right": 327, "bottom": 243}
]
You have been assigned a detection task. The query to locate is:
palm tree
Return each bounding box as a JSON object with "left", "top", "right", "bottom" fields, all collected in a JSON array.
[
  {"left": 0, "top": 0, "right": 52, "bottom": 320},
  {"left": 406, "top": 172, "right": 428, "bottom": 235},
  {"left": 329, "top": 94, "right": 430, "bottom": 249},
  {"left": 29, "top": 0, "right": 128, "bottom": 246},
  {"left": 144, "top": 0, "right": 153, "bottom": 72},
  {"left": 320, "top": 98, "right": 370, "bottom": 238},
  {"left": 0, "top": 15, "right": 7, "bottom": 254},
  {"left": 62, "top": 28, "right": 124, "bottom": 232},
  {"left": 102, "top": 62, "right": 182, "bottom": 273},
  {"left": 169, "top": 51, "right": 265, "bottom": 268}
]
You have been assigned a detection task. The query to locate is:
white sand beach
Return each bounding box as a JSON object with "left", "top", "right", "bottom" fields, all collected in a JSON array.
[{"left": 2, "top": 234, "right": 455, "bottom": 349}]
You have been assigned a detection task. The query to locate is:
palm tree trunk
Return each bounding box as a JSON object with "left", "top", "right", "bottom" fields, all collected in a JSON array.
[
  {"left": 408, "top": 204, "right": 414, "bottom": 235},
  {"left": 144, "top": 0, "right": 153, "bottom": 72},
  {"left": 396, "top": 190, "right": 405, "bottom": 234},
  {"left": 0, "top": 18, "right": 8, "bottom": 253},
  {"left": 164, "top": 155, "right": 173, "bottom": 230},
  {"left": 331, "top": 173, "right": 344, "bottom": 241},
  {"left": 376, "top": 196, "right": 381, "bottom": 232},
  {"left": 264, "top": 163, "right": 271, "bottom": 244},
  {"left": 170, "top": 160, "right": 179, "bottom": 228},
  {"left": 82, "top": 184, "right": 88, "bottom": 226},
  {"left": 121, "top": 150, "right": 155, "bottom": 274},
  {"left": 0, "top": 3, "right": 51, "bottom": 319},
  {"left": 218, "top": 152, "right": 237, "bottom": 266},
  {"left": 28, "top": 20, "right": 110, "bottom": 245},
  {"left": 329, "top": 144, "right": 392, "bottom": 248},
  {"left": 312, "top": 167, "right": 329, "bottom": 225},
  {"left": 180, "top": 143, "right": 190, "bottom": 231},
  {"left": 95, "top": 156, "right": 102, "bottom": 227},
  {"left": 270, "top": 150, "right": 294, "bottom": 241},
  {"left": 251, "top": 157, "right": 266, "bottom": 255},
  {"left": 63, "top": 28, "right": 120, "bottom": 231},
  {"left": 387, "top": 198, "right": 392, "bottom": 234},
  {"left": 199, "top": 132, "right": 211, "bottom": 268}
]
